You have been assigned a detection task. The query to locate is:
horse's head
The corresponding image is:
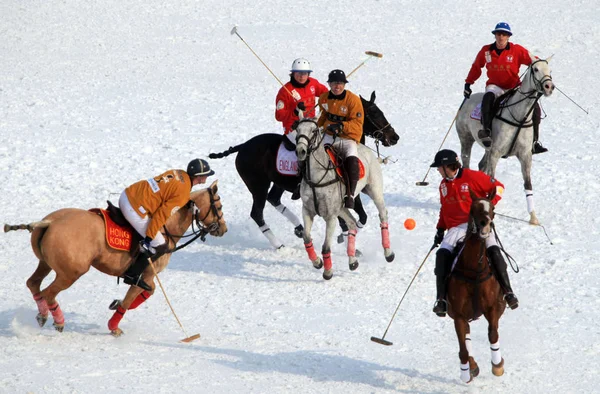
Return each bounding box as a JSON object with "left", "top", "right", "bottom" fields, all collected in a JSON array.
[
  {"left": 190, "top": 180, "right": 227, "bottom": 237},
  {"left": 527, "top": 54, "right": 555, "bottom": 97},
  {"left": 295, "top": 118, "right": 320, "bottom": 162},
  {"left": 468, "top": 188, "right": 496, "bottom": 240},
  {"left": 360, "top": 91, "right": 399, "bottom": 147}
]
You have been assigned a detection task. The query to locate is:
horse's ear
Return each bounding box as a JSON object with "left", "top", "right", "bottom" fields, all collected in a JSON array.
[
  {"left": 210, "top": 179, "right": 218, "bottom": 193},
  {"left": 298, "top": 110, "right": 304, "bottom": 120},
  {"left": 529, "top": 51, "right": 537, "bottom": 63},
  {"left": 468, "top": 188, "right": 478, "bottom": 202},
  {"left": 488, "top": 186, "right": 497, "bottom": 201},
  {"left": 546, "top": 53, "right": 554, "bottom": 63},
  {"left": 370, "top": 91, "right": 376, "bottom": 103}
]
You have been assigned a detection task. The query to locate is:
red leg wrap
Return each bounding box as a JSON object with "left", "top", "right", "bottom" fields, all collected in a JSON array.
[
  {"left": 347, "top": 229, "right": 357, "bottom": 257},
  {"left": 33, "top": 293, "right": 49, "bottom": 316},
  {"left": 323, "top": 252, "right": 332, "bottom": 271},
  {"left": 304, "top": 241, "right": 318, "bottom": 262},
  {"left": 380, "top": 222, "right": 391, "bottom": 249},
  {"left": 108, "top": 306, "right": 126, "bottom": 331},
  {"left": 129, "top": 290, "right": 151, "bottom": 310},
  {"left": 48, "top": 302, "right": 65, "bottom": 325}
]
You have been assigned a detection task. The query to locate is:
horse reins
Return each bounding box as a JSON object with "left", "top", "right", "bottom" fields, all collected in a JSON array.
[{"left": 163, "top": 188, "right": 223, "bottom": 253}]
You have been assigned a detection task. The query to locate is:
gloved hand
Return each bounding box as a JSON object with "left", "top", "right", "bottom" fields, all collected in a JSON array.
[
  {"left": 463, "top": 83, "right": 472, "bottom": 99},
  {"left": 294, "top": 101, "right": 306, "bottom": 116},
  {"left": 140, "top": 236, "right": 155, "bottom": 256},
  {"left": 433, "top": 228, "right": 445, "bottom": 247},
  {"left": 326, "top": 123, "right": 343, "bottom": 136}
]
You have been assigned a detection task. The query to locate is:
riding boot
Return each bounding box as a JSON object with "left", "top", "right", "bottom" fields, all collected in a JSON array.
[
  {"left": 478, "top": 92, "right": 495, "bottom": 147},
  {"left": 432, "top": 248, "right": 453, "bottom": 317},
  {"left": 487, "top": 246, "right": 519, "bottom": 309},
  {"left": 122, "top": 250, "right": 152, "bottom": 291},
  {"left": 291, "top": 160, "right": 306, "bottom": 200},
  {"left": 344, "top": 156, "right": 360, "bottom": 209},
  {"left": 532, "top": 103, "right": 548, "bottom": 154}
]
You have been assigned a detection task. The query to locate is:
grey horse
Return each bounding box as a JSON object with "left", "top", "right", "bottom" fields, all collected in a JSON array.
[
  {"left": 295, "top": 118, "right": 394, "bottom": 280},
  {"left": 456, "top": 55, "right": 555, "bottom": 224}
]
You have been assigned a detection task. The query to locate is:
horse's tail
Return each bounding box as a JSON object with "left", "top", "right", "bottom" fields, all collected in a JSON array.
[
  {"left": 4, "top": 220, "right": 51, "bottom": 233},
  {"left": 208, "top": 144, "right": 243, "bottom": 159}
]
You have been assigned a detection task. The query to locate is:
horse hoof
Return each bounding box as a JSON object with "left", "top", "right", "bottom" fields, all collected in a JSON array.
[
  {"left": 312, "top": 258, "right": 323, "bottom": 269},
  {"left": 349, "top": 261, "right": 359, "bottom": 271},
  {"left": 36, "top": 313, "right": 48, "bottom": 327},
  {"left": 111, "top": 328, "right": 124, "bottom": 337},
  {"left": 53, "top": 323, "right": 64, "bottom": 333},
  {"left": 469, "top": 356, "right": 480, "bottom": 378},
  {"left": 294, "top": 225, "right": 304, "bottom": 238},
  {"left": 323, "top": 270, "right": 333, "bottom": 280},
  {"left": 492, "top": 358, "right": 505, "bottom": 376},
  {"left": 385, "top": 252, "right": 395, "bottom": 263},
  {"left": 355, "top": 249, "right": 363, "bottom": 258}
]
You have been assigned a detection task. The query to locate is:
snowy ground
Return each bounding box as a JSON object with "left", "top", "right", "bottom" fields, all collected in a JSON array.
[{"left": 1, "top": 0, "right": 599, "bottom": 392}]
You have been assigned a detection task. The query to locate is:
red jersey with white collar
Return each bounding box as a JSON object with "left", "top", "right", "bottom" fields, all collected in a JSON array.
[
  {"left": 465, "top": 42, "right": 532, "bottom": 90},
  {"left": 436, "top": 168, "right": 504, "bottom": 230},
  {"left": 275, "top": 77, "right": 328, "bottom": 134}
]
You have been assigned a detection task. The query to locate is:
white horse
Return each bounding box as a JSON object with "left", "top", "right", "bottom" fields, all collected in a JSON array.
[
  {"left": 295, "top": 118, "right": 394, "bottom": 280},
  {"left": 456, "top": 55, "right": 555, "bottom": 224}
]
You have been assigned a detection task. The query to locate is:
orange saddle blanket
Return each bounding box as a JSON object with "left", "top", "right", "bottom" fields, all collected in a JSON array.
[
  {"left": 324, "top": 145, "right": 366, "bottom": 180},
  {"left": 89, "top": 208, "right": 133, "bottom": 251}
]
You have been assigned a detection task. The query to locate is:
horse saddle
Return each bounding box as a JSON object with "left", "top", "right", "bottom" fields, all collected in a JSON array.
[
  {"left": 470, "top": 90, "right": 516, "bottom": 121},
  {"left": 89, "top": 202, "right": 141, "bottom": 255},
  {"left": 276, "top": 140, "right": 300, "bottom": 176},
  {"left": 324, "top": 144, "right": 366, "bottom": 180}
]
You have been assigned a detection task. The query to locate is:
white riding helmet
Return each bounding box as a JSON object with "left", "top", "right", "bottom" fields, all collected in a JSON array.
[{"left": 290, "top": 58, "right": 312, "bottom": 73}]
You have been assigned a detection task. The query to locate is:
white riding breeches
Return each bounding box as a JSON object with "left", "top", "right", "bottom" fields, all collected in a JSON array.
[
  {"left": 118, "top": 191, "right": 166, "bottom": 247},
  {"left": 485, "top": 84, "right": 506, "bottom": 98},
  {"left": 323, "top": 134, "right": 358, "bottom": 158},
  {"left": 440, "top": 222, "right": 498, "bottom": 252}
]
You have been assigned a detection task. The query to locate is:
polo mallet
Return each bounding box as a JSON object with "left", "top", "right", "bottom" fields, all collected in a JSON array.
[
  {"left": 148, "top": 259, "right": 200, "bottom": 343},
  {"left": 371, "top": 244, "right": 436, "bottom": 346},
  {"left": 416, "top": 97, "right": 468, "bottom": 186},
  {"left": 230, "top": 25, "right": 295, "bottom": 100},
  {"left": 346, "top": 51, "right": 383, "bottom": 78}
]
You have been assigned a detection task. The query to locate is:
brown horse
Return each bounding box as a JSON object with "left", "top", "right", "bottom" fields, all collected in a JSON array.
[
  {"left": 4, "top": 180, "right": 227, "bottom": 337},
  {"left": 446, "top": 188, "right": 507, "bottom": 383}
]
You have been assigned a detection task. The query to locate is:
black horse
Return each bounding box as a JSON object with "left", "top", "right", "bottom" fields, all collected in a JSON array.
[{"left": 209, "top": 91, "right": 399, "bottom": 249}]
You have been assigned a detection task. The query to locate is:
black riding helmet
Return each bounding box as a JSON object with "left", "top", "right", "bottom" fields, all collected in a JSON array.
[
  {"left": 430, "top": 149, "right": 460, "bottom": 167},
  {"left": 187, "top": 158, "right": 215, "bottom": 178}
]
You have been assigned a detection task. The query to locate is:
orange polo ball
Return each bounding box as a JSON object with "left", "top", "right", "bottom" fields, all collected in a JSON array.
[{"left": 404, "top": 218, "right": 416, "bottom": 230}]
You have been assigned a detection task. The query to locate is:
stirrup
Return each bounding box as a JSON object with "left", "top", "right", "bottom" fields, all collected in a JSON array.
[
  {"left": 432, "top": 299, "right": 447, "bottom": 317},
  {"left": 344, "top": 195, "right": 354, "bottom": 209},
  {"left": 109, "top": 299, "right": 122, "bottom": 310},
  {"left": 504, "top": 293, "right": 519, "bottom": 310},
  {"left": 532, "top": 141, "right": 548, "bottom": 155}
]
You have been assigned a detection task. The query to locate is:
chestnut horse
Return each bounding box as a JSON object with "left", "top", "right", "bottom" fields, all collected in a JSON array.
[
  {"left": 446, "top": 188, "right": 508, "bottom": 383},
  {"left": 4, "top": 180, "right": 227, "bottom": 337}
]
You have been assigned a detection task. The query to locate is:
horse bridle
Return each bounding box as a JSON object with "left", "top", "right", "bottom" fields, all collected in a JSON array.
[
  {"left": 528, "top": 59, "right": 553, "bottom": 94},
  {"left": 163, "top": 187, "right": 223, "bottom": 253}
]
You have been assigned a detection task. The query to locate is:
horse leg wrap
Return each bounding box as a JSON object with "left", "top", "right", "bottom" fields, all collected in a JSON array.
[
  {"left": 129, "top": 290, "right": 151, "bottom": 310},
  {"left": 108, "top": 306, "right": 126, "bottom": 331},
  {"left": 323, "top": 252, "right": 332, "bottom": 271},
  {"left": 346, "top": 229, "right": 357, "bottom": 257},
  {"left": 525, "top": 189, "right": 535, "bottom": 213},
  {"left": 304, "top": 241, "right": 318, "bottom": 262},
  {"left": 48, "top": 302, "right": 65, "bottom": 325},
  {"left": 380, "top": 222, "right": 391, "bottom": 249},
  {"left": 33, "top": 293, "right": 49, "bottom": 317},
  {"left": 490, "top": 341, "right": 502, "bottom": 365}
]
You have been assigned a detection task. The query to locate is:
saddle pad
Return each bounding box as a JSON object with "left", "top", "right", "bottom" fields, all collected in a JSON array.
[
  {"left": 276, "top": 142, "right": 299, "bottom": 176},
  {"left": 89, "top": 208, "right": 133, "bottom": 251},
  {"left": 325, "top": 145, "right": 366, "bottom": 180},
  {"left": 470, "top": 103, "right": 482, "bottom": 121}
]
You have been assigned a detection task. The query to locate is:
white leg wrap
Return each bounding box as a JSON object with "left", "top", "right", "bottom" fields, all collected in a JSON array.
[
  {"left": 460, "top": 362, "right": 471, "bottom": 383},
  {"left": 490, "top": 341, "right": 502, "bottom": 365},
  {"left": 259, "top": 224, "right": 283, "bottom": 249},
  {"left": 274, "top": 204, "right": 301, "bottom": 227},
  {"left": 525, "top": 189, "right": 535, "bottom": 214},
  {"left": 465, "top": 333, "right": 473, "bottom": 356}
]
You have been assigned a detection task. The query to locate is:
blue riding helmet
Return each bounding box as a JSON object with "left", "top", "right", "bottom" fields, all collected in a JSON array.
[
  {"left": 492, "top": 22, "right": 512, "bottom": 36},
  {"left": 187, "top": 158, "right": 215, "bottom": 178}
]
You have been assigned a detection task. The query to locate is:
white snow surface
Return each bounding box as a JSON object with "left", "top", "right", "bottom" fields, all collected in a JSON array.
[{"left": 1, "top": 0, "right": 599, "bottom": 392}]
